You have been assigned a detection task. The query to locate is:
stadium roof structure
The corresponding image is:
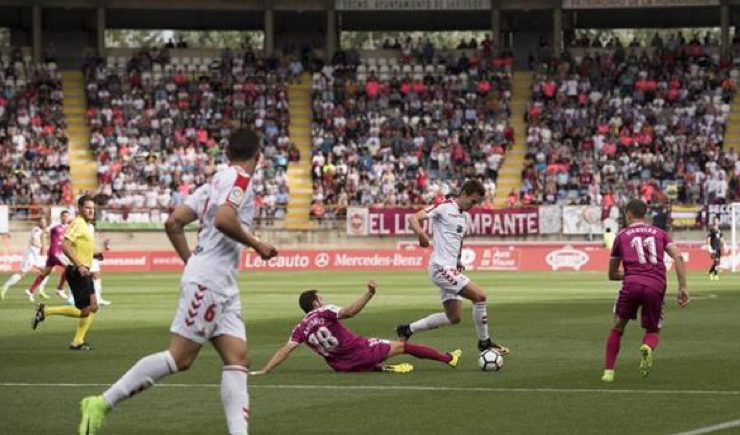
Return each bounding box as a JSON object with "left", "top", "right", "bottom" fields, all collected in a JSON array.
[{"left": 0, "top": 0, "right": 737, "bottom": 68}]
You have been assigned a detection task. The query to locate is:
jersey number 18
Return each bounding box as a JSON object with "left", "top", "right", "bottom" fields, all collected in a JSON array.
[{"left": 307, "top": 327, "right": 339, "bottom": 356}]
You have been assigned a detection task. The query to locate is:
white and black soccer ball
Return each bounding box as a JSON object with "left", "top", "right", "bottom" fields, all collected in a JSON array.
[{"left": 478, "top": 349, "right": 504, "bottom": 372}]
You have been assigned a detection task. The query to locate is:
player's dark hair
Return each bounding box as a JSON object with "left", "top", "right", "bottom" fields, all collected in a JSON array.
[
  {"left": 77, "top": 194, "right": 95, "bottom": 209},
  {"left": 226, "top": 128, "right": 261, "bottom": 161},
  {"left": 625, "top": 199, "right": 647, "bottom": 219},
  {"left": 299, "top": 290, "right": 320, "bottom": 313},
  {"left": 59, "top": 210, "right": 69, "bottom": 217},
  {"left": 460, "top": 179, "right": 485, "bottom": 197}
]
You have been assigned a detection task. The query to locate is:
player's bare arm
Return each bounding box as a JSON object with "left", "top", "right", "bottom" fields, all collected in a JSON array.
[
  {"left": 457, "top": 240, "right": 465, "bottom": 272},
  {"left": 338, "top": 280, "right": 377, "bottom": 319},
  {"left": 666, "top": 244, "right": 690, "bottom": 307},
  {"left": 214, "top": 204, "right": 278, "bottom": 260},
  {"left": 410, "top": 209, "right": 430, "bottom": 247},
  {"left": 165, "top": 205, "right": 198, "bottom": 264},
  {"left": 250, "top": 341, "right": 299, "bottom": 376},
  {"left": 608, "top": 257, "right": 623, "bottom": 281},
  {"left": 62, "top": 238, "right": 88, "bottom": 277}
]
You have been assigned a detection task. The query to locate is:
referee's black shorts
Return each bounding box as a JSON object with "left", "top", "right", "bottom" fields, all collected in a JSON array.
[{"left": 65, "top": 266, "right": 95, "bottom": 310}]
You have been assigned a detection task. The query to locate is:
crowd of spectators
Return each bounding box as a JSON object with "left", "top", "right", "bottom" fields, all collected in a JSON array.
[
  {"left": 310, "top": 45, "right": 514, "bottom": 219},
  {"left": 518, "top": 37, "right": 740, "bottom": 209},
  {"left": 83, "top": 48, "right": 300, "bottom": 220},
  {"left": 0, "top": 48, "right": 72, "bottom": 208}
]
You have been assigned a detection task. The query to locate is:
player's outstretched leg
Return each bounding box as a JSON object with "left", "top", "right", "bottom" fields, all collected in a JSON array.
[
  {"left": 640, "top": 331, "right": 660, "bottom": 377},
  {"left": 398, "top": 312, "right": 452, "bottom": 341},
  {"left": 79, "top": 336, "right": 197, "bottom": 435},
  {"left": 37, "top": 275, "right": 51, "bottom": 299},
  {"left": 459, "top": 283, "right": 510, "bottom": 356},
  {"left": 388, "top": 340, "right": 461, "bottom": 368},
  {"left": 56, "top": 272, "right": 68, "bottom": 299},
  {"left": 380, "top": 363, "right": 414, "bottom": 374},
  {"left": 602, "top": 318, "right": 628, "bottom": 383},
  {"left": 1, "top": 272, "right": 23, "bottom": 299},
  {"left": 213, "top": 335, "right": 251, "bottom": 435},
  {"left": 94, "top": 277, "right": 111, "bottom": 306}
]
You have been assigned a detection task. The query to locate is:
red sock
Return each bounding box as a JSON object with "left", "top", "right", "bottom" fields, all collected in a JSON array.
[
  {"left": 605, "top": 328, "right": 622, "bottom": 370},
  {"left": 403, "top": 342, "right": 452, "bottom": 363},
  {"left": 642, "top": 332, "right": 660, "bottom": 350},
  {"left": 27, "top": 275, "right": 45, "bottom": 293}
]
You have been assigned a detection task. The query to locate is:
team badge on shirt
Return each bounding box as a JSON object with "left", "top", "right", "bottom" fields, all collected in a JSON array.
[
  {"left": 457, "top": 226, "right": 463, "bottom": 233},
  {"left": 227, "top": 186, "right": 245, "bottom": 206}
]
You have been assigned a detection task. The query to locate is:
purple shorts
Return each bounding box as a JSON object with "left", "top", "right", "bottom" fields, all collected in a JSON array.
[
  {"left": 45, "top": 254, "right": 64, "bottom": 268},
  {"left": 329, "top": 338, "right": 391, "bottom": 372},
  {"left": 614, "top": 282, "right": 665, "bottom": 331}
]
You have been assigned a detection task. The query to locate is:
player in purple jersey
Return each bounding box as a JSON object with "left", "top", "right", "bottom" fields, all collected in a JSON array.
[
  {"left": 601, "top": 199, "right": 690, "bottom": 383},
  {"left": 251, "top": 280, "right": 462, "bottom": 376},
  {"left": 26, "top": 210, "right": 72, "bottom": 300}
]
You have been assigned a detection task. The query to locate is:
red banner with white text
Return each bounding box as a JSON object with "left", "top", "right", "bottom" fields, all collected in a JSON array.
[
  {"left": 347, "top": 207, "right": 540, "bottom": 236},
  {"left": 0, "top": 245, "right": 735, "bottom": 273}
]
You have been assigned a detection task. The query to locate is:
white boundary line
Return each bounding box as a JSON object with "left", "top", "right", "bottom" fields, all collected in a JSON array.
[
  {"left": 673, "top": 418, "right": 740, "bottom": 435},
  {"left": 0, "top": 382, "right": 739, "bottom": 396}
]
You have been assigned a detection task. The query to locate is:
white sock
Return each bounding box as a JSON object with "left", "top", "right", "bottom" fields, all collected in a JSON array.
[
  {"left": 38, "top": 276, "right": 50, "bottom": 292},
  {"left": 410, "top": 312, "right": 452, "bottom": 334},
  {"left": 103, "top": 351, "right": 178, "bottom": 408},
  {"left": 221, "top": 365, "right": 250, "bottom": 435},
  {"left": 472, "top": 302, "right": 490, "bottom": 341},
  {"left": 94, "top": 279, "right": 103, "bottom": 300},
  {"left": 3, "top": 273, "right": 22, "bottom": 289}
]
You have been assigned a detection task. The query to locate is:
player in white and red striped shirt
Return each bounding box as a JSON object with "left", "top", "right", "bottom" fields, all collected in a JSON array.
[
  {"left": 396, "top": 179, "right": 510, "bottom": 356},
  {"left": 79, "top": 129, "right": 277, "bottom": 435}
]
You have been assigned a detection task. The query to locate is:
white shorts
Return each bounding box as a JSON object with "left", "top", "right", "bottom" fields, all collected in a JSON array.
[
  {"left": 21, "top": 248, "right": 44, "bottom": 273},
  {"left": 170, "top": 282, "right": 246, "bottom": 346},
  {"left": 89, "top": 259, "right": 101, "bottom": 273},
  {"left": 428, "top": 264, "right": 470, "bottom": 303}
]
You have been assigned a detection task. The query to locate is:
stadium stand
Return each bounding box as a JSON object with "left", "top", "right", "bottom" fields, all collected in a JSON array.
[
  {"left": 310, "top": 45, "right": 515, "bottom": 218},
  {"left": 519, "top": 39, "right": 739, "bottom": 207},
  {"left": 0, "top": 47, "right": 72, "bottom": 207},
  {"left": 82, "top": 48, "right": 295, "bottom": 220}
]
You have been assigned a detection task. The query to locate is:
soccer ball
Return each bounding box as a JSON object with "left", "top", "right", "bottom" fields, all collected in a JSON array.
[{"left": 478, "top": 349, "right": 503, "bottom": 372}]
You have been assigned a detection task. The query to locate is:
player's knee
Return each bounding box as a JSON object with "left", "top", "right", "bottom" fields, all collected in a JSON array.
[
  {"left": 472, "top": 293, "right": 487, "bottom": 304},
  {"left": 174, "top": 354, "right": 196, "bottom": 371},
  {"left": 447, "top": 313, "right": 462, "bottom": 324},
  {"left": 231, "top": 353, "right": 250, "bottom": 368}
]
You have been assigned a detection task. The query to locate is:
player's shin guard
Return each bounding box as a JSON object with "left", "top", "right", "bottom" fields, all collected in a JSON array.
[
  {"left": 472, "top": 302, "right": 490, "bottom": 341},
  {"left": 409, "top": 313, "right": 451, "bottom": 334},
  {"left": 221, "top": 366, "right": 250, "bottom": 435},
  {"left": 73, "top": 313, "right": 95, "bottom": 345},
  {"left": 642, "top": 332, "right": 660, "bottom": 350},
  {"left": 102, "top": 351, "right": 178, "bottom": 408},
  {"left": 403, "top": 342, "right": 453, "bottom": 363},
  {"left": 605, "top": 328, "right": 623, "bottom": 370}
]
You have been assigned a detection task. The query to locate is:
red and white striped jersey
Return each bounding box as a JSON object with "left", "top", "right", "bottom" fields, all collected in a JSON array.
[
  {"left": 425, "top": 200, "right": 467, "bottom": 268},
  {"left": 181, "top": 166, "right": 256, "bottom": 295}
]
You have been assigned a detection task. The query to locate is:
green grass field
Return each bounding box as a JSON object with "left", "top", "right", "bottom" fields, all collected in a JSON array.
[{"left": 1, "top": 270, "right": 739, "bottom": 434}]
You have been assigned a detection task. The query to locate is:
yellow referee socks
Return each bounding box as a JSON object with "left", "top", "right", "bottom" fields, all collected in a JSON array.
[
  {"left": 72, "top": 313, "right": 95, "bottom": 346},
  {"left": 44, "top": 305, "right": 82, "bottom": 318}
]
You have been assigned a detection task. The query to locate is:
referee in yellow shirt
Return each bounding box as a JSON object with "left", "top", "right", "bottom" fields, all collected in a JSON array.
[{"left": 32, "top": 195, "right": 99, "bottom": 351}]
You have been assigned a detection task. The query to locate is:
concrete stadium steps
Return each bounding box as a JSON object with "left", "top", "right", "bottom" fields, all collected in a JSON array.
[
  {"left": 61, "top": 70, "right": 97, "bottom": 195},
  {"left": 494, "top": 71, "right": 532, "bottom": 208},
  {"left": 724, "top": 99, "right": 740, "bottom": 147},
  {"left": 285, "top": 73, "right": 316, "bottom": 230}
]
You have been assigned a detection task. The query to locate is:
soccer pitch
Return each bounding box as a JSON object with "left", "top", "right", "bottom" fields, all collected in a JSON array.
[{"left": 1, "top": 270, "right": 739, "bottom": 434}]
